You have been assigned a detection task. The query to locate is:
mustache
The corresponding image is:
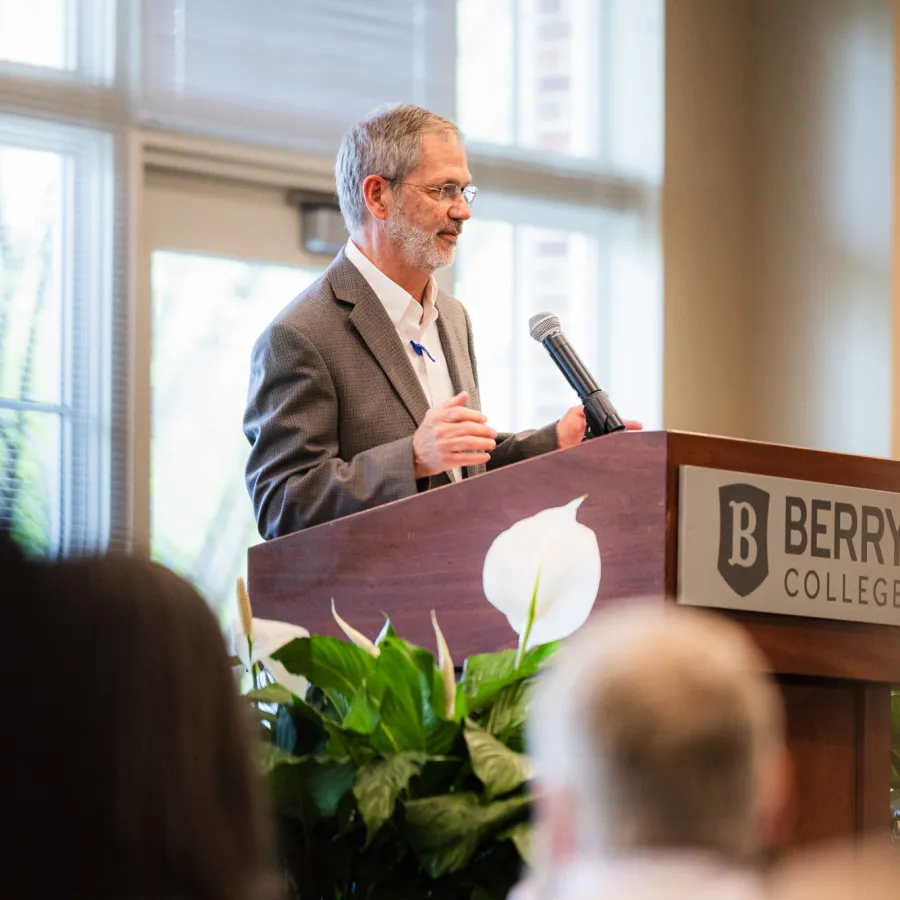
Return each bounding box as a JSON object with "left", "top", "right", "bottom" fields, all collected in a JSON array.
[{"left": 438, "top": 224, "right": 463, "bottom": 236}]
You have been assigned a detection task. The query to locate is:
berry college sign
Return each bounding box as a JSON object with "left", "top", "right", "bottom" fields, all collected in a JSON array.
[{"left": 678, "top": 466, "right": 900, "bottom": 627}]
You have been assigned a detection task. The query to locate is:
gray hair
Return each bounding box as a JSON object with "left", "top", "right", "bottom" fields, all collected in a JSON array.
[
  {"left": 528, "top": 603, "right": 785, "bottom": 861},
  {"left": 335, "top": 104, "right": 462, "bottom": 233}
]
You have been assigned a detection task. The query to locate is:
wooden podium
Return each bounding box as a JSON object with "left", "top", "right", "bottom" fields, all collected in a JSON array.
[{"left": 249, "top": 430, "right": 900, "bottom": 846}]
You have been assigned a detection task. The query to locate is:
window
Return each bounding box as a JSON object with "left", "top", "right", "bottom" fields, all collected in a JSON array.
[
  {"left": 150, "top": 251, "right": 321, "bottom": 608},
  {"left": 456, "top": 0, "right": 664, "bottom": 430},
  {"left": 0, "top": 0, "right": 127, "bottom": 557},
  {"left": 0, "top": 0, "right": 73, "bottom": 70},
  {"left": 458, "top": 0, "right": 664, "bottom": 180},
  {"left": 0, "top": 117, "right": 115, "bottom": 555},
  {"left": 455, "top": 194, "right": 661, "bottom": 433},
  {"left": 0, "top": 0, "right": 116, "bottom": 83}
]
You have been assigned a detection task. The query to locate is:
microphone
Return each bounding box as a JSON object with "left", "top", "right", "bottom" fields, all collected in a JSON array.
[{"left": 529, "top": 312, "right": 625, "bottom": 437}]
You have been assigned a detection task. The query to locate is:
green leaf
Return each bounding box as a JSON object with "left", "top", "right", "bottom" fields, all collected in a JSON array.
[
  {"left": 342, "top": 686, "right": 381, "bottom": 734},
  {"left": 268, "top": 756, "right": 356, "bottom": 824},
  {"left": 274, "top": 705, "right": 297, "bottom": 752},
  {"left": 497, "top": 821, "right": 532, "bottom": 863},
  {"left": 402, "top": 792, "right": 530, "bottom": 878},
  {"left": 372, "top": 687, "right": 426, "bottom": 754},
  {"left": 303, "top": 684, "right": 341, "bottom": 721},
  {"left": 354, "top": 751, "right": 426, "bottom": 845},
  {"left": 421, "top": 666, "right": 462, "bottom": 753},
  {"left": 409, "top": 755, "right": 464, "bottom": 798},
  {"left": 464, "top": 721, "right": 531, "bottom": 800},
  {"left": 256, "top": 741, "right": 298, "bottom": 775},
  {"left": 321, "top": 720, "right": 378, "bottom": 766},
  {"left": 425, "top": 718, "right": 460, "bottom": 756},
  {"left": 271, "top": 635, "right": 376, "bottom": 702},
  {"left": 245, "top": 682, "right": 296, "bottom": 705},
  {"left": 287, "top": 696, "right": 331, "bottom": 756},
  {"left": 372, "top": 637, "right": 435, "bottom": 716},
  {"left": 460, "top": 643, "right": 557, "bottom": 711},
  {"left": 454, "top": 683, "right": 470, "bottom": 721},
  {"left": 484, "top": 680, "right": 532, "bottom": 740},
  {"left": 364, "top": 636, "right": 444, "bottom": 753}
]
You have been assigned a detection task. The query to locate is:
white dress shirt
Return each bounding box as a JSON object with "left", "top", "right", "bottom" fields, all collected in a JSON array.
[{"left": 344, "top": 240, "right": 461, "bottom": 481}]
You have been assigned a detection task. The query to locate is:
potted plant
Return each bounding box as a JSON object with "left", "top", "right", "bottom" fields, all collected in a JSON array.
[{"left": 235, "top": 497, "right": 601, "bottom": 899}]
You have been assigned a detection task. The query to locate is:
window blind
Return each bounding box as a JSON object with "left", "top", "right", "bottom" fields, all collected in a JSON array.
[{"left": 140, "top": 0, "right": 457, "bottom": 154}]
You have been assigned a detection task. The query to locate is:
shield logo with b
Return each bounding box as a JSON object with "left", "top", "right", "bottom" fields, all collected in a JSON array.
[{"left": 717, "top": 484, "right": 770, "bottom": 597}]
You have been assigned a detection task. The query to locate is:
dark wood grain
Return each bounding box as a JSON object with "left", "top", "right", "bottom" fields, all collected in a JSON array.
[
  {"left": 667, "top": 431, "right": 900, "bottom": 492},
  {"left": 780, "top": 677, "right": 859, "bottom": 845},
  {"left": 249, "top": 430, "right": 668, "bottom": 653},
  {"left": 776, "top": 678, "right": 890, "bottom": 845},
  {"left": 856, "top": 683, "right": 891, "bottom": 836}
]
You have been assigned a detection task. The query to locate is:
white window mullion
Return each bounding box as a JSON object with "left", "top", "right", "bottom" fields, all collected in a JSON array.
[{"left": 0, "top": 115, "right": 118, "bottom": 555}]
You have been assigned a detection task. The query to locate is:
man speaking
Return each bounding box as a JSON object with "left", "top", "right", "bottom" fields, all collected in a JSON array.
[{"left": 244, "top": 105, "right": 633, "bottom": 539}]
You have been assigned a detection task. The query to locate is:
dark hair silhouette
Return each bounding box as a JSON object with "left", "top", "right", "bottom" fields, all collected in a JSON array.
[{"left": 1, "top": 533, "right": 276, "bottom": 900}]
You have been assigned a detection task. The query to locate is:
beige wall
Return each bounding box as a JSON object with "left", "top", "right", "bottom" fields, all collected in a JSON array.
[
  {"left": 664, "top": 0, "right": 894, "bottom": 457},
  {"left": 664, "top": 0, "right": 756, "bottom": 439}
]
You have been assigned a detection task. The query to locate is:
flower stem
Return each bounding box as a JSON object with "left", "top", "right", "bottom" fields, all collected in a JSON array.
[
  {"left": 515, "top": 561, "right": 542, "bottom": 671},
  {"left": 247, "top": 635, "right": 260, "bottom": 691}
]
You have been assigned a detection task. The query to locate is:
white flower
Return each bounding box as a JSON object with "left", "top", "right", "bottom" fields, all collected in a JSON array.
[
  {"left": 233, "top": 578, "right": 309, "bottom": 698},
  {"left": 331, "top": 598, "right": 380, "bottom": 657},
  {"left": 431, "top": 610, "right": 455, "bottom": 719},
  {"left": 482, "top": 496, "right": 601, "bottom": 655}
]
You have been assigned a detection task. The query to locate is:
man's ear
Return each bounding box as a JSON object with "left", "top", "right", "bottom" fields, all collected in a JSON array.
[{"left": 361, "top": 174, "right": 390, "bottom": 223}]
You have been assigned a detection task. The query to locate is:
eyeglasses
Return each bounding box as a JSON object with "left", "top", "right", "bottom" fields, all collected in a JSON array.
[{"left": 385, "top": 178, "right": 478, "bottom": 205}]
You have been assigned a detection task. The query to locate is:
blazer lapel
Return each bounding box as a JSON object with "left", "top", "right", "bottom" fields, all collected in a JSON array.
[
  {"left": 436, "top": 299, "right": 476, "bottom": 398},
  {"left": 436, "top": 295, "right": 484, "bottom": 481},
  {"left": 327, "top": 250, "right": 430, "bottom": 427}
]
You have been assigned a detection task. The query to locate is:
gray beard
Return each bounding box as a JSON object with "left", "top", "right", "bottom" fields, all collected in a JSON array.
[{"left": 385, "top": 210, "right": 456, "bottom": 271}]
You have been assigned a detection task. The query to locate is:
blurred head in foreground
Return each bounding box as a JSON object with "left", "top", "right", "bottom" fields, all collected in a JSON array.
[
  {"left": 0, "top": 533, "right": 274, "bottom": 900},
  {"left": 527, "top": 602, "right": 790, "bottom": 887}
]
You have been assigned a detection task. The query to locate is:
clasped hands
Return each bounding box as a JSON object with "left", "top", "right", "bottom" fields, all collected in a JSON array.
[{"left": 412, "top": 392, "right": 642, "bottom": 479}]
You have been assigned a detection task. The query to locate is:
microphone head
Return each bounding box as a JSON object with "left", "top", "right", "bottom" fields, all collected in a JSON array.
[{"left": 529, "top": 311, "right": 561, "bottom": 343}]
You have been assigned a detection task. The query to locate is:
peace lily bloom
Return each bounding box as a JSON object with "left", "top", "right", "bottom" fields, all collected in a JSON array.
[
  {"left": 431, "top": 610, "right": 455, "bottom": 719},
  {"left": 233, "top": 577, "right": 310, "bottom": 697},
  {"left": 482, "top": 496, "right": 601, "bottom": 665},
  {"left": 332, "top": 598, "right": 380, "bottom": 657}
]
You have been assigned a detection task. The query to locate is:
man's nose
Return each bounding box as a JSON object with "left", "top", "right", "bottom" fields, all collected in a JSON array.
[{"left": 452, "top": 197, "right": 472, "bottom": 221}]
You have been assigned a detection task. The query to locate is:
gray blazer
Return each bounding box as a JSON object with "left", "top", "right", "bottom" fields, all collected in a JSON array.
[{"left": 243, "top": 249, "right": 559, "bottom": 539}]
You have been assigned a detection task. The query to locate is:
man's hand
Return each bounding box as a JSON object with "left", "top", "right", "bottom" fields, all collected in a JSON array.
[
  {"left": 413, "top": 392, "right": 498, "bottom": 478},
  {"left": 556, "top": 405, "right": 644, "bottom": 450}
]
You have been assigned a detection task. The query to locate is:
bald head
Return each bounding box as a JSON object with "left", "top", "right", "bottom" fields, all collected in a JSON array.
[{"left": 528, "top": 603, "right": 786, "bottom": 863}]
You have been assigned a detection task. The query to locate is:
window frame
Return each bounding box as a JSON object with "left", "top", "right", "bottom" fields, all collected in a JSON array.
[
  {"left": 0, "top": 0, "right": 117, "bottom": 84},
  {"left": 0, "top": 114, "right": 116, "bottom": 555}
]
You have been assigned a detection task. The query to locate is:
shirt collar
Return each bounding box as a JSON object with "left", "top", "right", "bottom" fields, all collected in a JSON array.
[{"left": 345, "top": 240, "right": 439, "bottom": 333}]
